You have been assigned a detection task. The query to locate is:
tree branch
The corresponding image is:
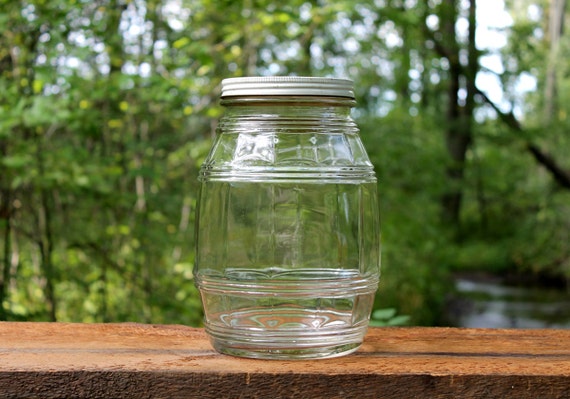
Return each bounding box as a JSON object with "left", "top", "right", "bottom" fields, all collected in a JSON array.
[
  {"left": 526, "top": 143, "right": 570, "bottom": 189},
  {"left": 474, "top": 87, "right": 570, "bottom": 189},
  {"left": 427, "top": 23, "right": 570, "bottom": 191}
]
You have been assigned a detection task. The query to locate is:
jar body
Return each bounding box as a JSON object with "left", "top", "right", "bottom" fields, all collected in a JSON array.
[{"left": 194, "top": 95, "right": 380, "bottom": 359}]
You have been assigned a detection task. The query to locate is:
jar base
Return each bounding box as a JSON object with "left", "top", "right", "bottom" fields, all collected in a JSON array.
[
  {"left": 210, "top": 338, "right": 362, "bottom": 360},
  {"left": 205, "top": 319, "right": 368, "bottom": 360}
]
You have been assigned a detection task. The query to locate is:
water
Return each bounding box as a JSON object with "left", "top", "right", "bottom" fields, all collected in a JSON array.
[
  {"left": 195, "top": 267, "right": 378, "bottom": 359},
  {"left": 445, "top": 273, "right": 570, "bottom": 329}
]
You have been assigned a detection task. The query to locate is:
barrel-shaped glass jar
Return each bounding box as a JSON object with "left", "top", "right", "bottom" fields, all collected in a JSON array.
[{"left": 194, "top": 77, "right": 380, "bottom": 359}]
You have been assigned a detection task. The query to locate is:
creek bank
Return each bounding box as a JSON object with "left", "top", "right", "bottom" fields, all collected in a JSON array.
[{"left": 443, "top": 271, "right": 570, "bottom": 329}]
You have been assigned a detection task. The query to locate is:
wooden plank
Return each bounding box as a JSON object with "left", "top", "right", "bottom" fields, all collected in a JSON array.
[{"left": 0, "top": 322, "right": 569, "bottom": 398}]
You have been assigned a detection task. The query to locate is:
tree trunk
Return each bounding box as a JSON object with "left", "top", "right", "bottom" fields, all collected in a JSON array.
[
  {"left": 0, "top": 194, "right": 11, "bottom": 321},
  {"left": 544, "top": 0, "right": 566, "bottom": 123},
  {"left": 439, "top": 0, "right": 474, "bottom": 228},
  {"left": 36, "top": 141, "right": 57, "bottom": 322}
]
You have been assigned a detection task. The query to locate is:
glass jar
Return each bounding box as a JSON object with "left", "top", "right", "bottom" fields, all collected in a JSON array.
[{"left": 194, "top": 77, "right": 380, "bottom": 359}]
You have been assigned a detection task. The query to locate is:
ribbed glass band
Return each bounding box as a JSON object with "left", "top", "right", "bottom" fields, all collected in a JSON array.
[
  {"left": 198, "top": 169, "right": 377, "bottom": 183},
  {"left": 195, "top": 273, "right": 379, "bottom": 297},
  {"left": 221, "top": 76, "right": 355, "bottom": 98}
]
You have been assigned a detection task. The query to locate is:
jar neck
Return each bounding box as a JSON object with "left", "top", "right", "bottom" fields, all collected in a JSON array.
[{"left": 220, "top": 96, "right": 356, "bottom": 118}]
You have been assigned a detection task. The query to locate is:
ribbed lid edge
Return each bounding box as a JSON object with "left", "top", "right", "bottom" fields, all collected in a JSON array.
[{"left": 221, "top": 76, "right": 355, "bottom": 98}]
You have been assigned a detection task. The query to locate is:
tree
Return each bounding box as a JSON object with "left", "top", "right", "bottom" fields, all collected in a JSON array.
[{"left": 1, "top": 0, "right": 569, "bottom": 326}]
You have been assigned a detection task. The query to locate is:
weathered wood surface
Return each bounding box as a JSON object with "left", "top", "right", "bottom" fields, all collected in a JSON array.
[{"left": 0, "top": 323, "right": 569, "bottom": 398}]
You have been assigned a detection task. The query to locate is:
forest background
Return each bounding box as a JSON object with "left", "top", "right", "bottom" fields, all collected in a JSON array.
[{"left": 1, "top": 0, "right": 569, "bottom": 326}]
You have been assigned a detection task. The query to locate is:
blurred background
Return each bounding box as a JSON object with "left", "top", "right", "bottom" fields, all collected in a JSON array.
[{"left": 0, "top": 0, "right": 569, "bottom": 327}]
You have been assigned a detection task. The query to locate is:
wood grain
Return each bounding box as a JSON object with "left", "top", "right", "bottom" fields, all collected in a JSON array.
[{"left": 1, "top": 322, "right": 569, "bottom": 398}]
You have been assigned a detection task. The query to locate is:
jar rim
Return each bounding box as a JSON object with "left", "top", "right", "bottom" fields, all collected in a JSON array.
[{"left": 221, "top": 76, "right": 355, "bottom": 99}]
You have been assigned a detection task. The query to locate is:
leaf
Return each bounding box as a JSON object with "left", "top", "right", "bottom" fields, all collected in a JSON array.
[
  {"left": 372, "top": 308, "right": 397, "bottom": 320},
  {"left": 368, "top": 320, "right": 387, "bottom": 327},
  {"left": 32, "top": 79, "right": 44, "bottom": 94},
  {"left": 386, "top": 315, "right": 411, "bottom": 326},
  {"left": 173, "top": 37, "right": 190, "bottom": 49},
  {"left": 1, "top": 154, "right": 33, "bottom": 168}
]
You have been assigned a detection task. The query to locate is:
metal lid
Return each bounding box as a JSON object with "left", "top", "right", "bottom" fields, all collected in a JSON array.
[{"left": 221, "top": 76, "right": 355, "bottom": 98}]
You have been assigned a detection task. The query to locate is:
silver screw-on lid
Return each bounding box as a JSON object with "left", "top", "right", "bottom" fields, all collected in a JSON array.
[{"left": 221, "top": 76, "right": 355, "bottom": 98}]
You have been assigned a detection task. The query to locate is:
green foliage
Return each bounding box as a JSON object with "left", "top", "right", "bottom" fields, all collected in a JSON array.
[
  {"left": 369, "top": 308, "right": 411, "bottom": 327},
  {"left": 0, "top": 0, "right": 569, "bottom": 327}
]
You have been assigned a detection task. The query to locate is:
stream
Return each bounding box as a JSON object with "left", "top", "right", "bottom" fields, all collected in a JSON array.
[{"left": 444, "top": 273, "right": 570, "bottom": 329}]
